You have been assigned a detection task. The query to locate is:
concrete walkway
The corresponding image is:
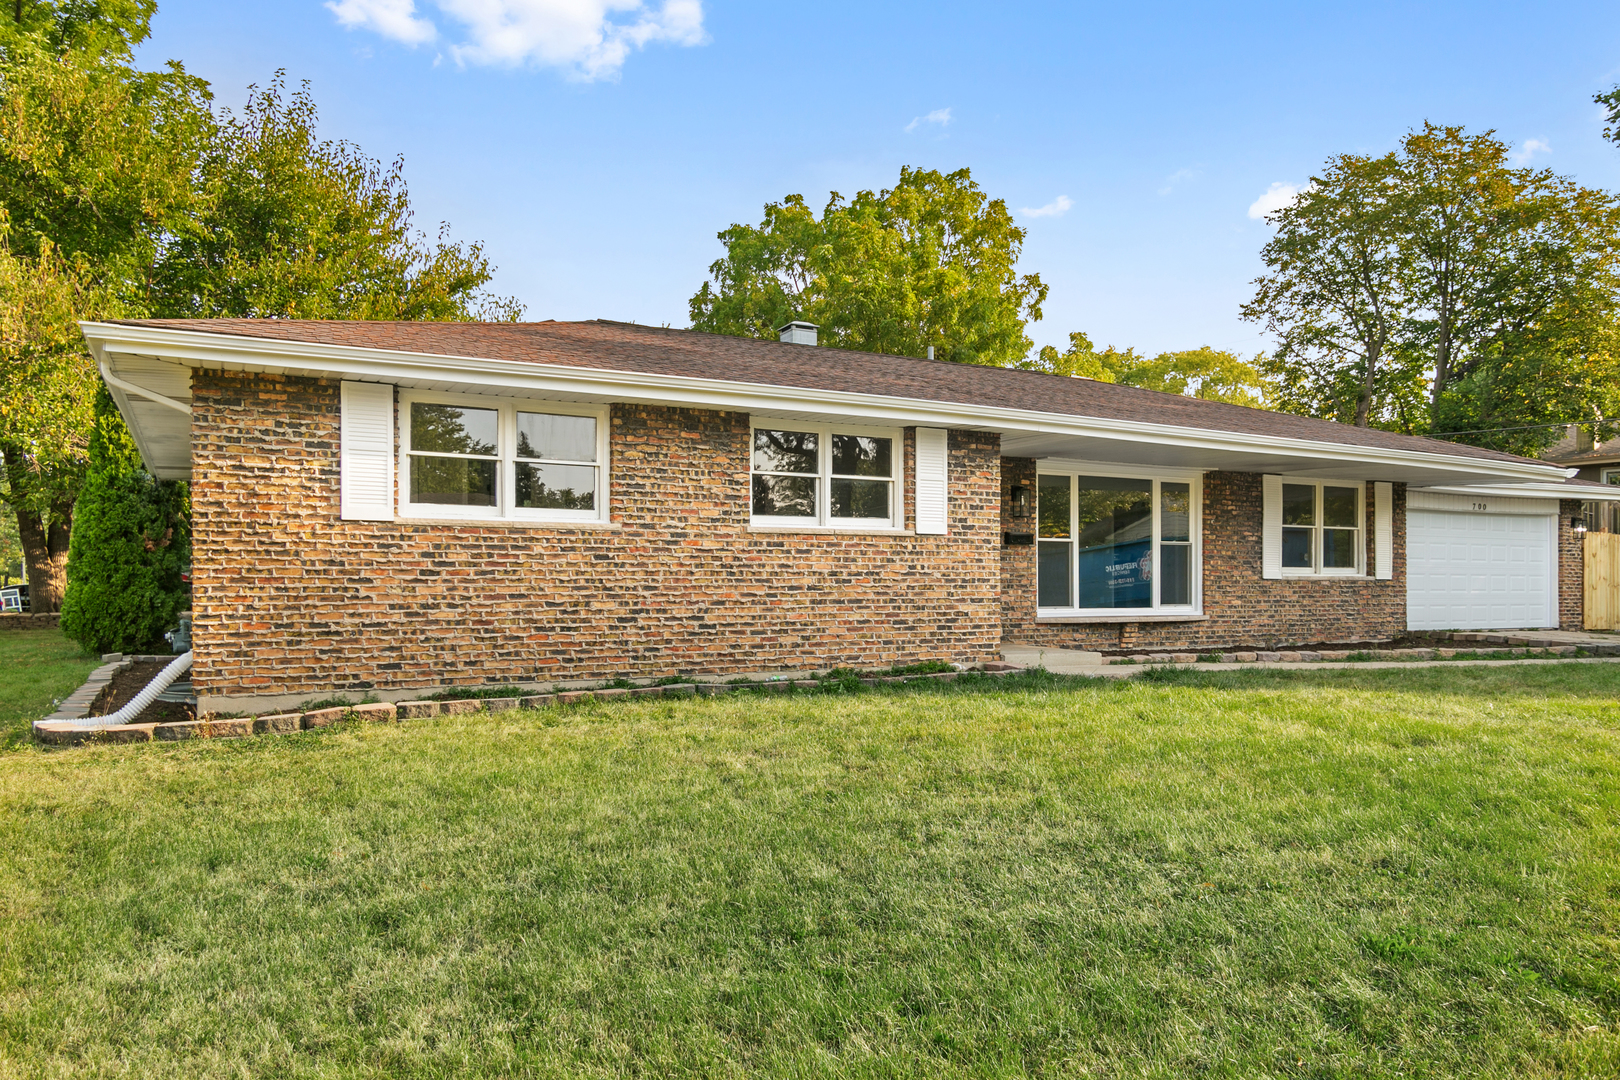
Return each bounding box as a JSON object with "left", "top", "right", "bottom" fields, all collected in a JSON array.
[{"left": 999, "top": 642, "right": 1620, "bottom": 678}]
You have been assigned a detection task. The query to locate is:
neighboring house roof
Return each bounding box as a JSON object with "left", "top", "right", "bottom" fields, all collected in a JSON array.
[
  {"left": 108, "top": 317, "right": 1542, "bottom": 466},
  {"left": 1546, "top": 446, "right": 1620, "bottom": 467},
  {"left": 80, "top": 317, "right": 1577, "bottom": 487}
]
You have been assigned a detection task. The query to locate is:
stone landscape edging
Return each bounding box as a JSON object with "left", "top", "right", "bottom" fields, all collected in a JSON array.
[
  {"left": 33, "top": 646, "right": 1620, "bottom": 749},
  {"left": 32, "top": 669, "right": 998, "bottom": 747}
]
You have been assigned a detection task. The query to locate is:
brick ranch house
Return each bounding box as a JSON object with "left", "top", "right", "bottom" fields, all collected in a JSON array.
[{"left": 81, "top": 318, "right": 1618, "bottom": 714}]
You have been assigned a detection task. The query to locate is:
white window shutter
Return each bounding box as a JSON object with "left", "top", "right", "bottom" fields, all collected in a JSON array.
[
  {"left": 340, "top": 381, "right": 395, "bottom": 521},
  {"left": 1261, "top": 474, "right": 1283, "bottom": 579},
  {"left": 914, "top": 427, "right": 948, "bottom": 535},
  {"left": 1373, "top": 481, "right": 1393, "bottom": 580}
]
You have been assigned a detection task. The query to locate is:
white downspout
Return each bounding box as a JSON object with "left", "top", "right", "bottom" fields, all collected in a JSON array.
[{"left": 66, "top": 651, "right": 193, "bottom": 728}]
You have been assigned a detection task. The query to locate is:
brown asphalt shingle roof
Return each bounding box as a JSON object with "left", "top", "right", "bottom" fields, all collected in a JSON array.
[{"left": 118, "top": 317, "right": 1550, "bottom": 468}]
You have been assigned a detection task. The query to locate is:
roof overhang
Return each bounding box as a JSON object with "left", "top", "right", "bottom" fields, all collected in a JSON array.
[
  {"left": 1414, "top": 482, "right": 1620, "bottom": 502},
  {"left": 82, "top": 321, "right": 1575, "bottom": 489}
]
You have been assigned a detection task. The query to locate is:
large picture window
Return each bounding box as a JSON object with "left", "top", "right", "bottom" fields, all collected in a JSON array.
[
  {"left": 750, "top": 425, "right": 900, "bottom": 528},
  {"left": 1282, "top": 481, "right": 1363, "bottom": 575},
  {"left": 1037, "top": 470, "right": 1200, "bottom": 614},
  {"left": 399, "top": 392, "right": 606, "bottom": 522}
]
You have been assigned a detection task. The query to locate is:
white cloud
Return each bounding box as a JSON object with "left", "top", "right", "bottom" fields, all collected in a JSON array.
[
  {"left": 1511, "top": 138, "right": 1551, "bottom": 166},
  {"left": 1158, "top": 167, "right": 1198, "bottom": 196},
  {"left": 328, "top": 0, "right": 707, "bottom": 79},
  {"left": 1247, "top": 181, "right": 1304, "bottom": 220},
  {"left": 1020, "top": 195, "right": 1072, "bottom": 219},
  {"left": 904, "top": 107, "right": 952, "bottom": 133},
  {"left": 328, "top": 0, "right": 438, "bottom": 44}
]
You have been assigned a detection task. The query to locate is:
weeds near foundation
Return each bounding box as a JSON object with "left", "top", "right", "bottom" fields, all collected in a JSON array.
[
  {"left": 295, "top": 693, "right": 379, "bottom": 711},
  {"left": 427, "top": 686, "right": 532, "bottom": 701}
]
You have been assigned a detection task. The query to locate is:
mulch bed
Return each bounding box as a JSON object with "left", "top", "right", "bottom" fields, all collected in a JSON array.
[{"left": 89, "top": 659, "right": 194, "bottom": 725}]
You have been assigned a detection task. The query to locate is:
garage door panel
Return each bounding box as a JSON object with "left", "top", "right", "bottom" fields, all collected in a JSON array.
[{"left": 1407, "top": 509, "right": 1554, "bottom": 631}]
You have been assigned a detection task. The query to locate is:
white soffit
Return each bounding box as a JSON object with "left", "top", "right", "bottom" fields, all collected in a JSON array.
[
  {"left": 99, "top": 353, "right": 192, "bottom": 480},
  {"left": 80, "top": 322, "right": 1574, "bottom": 488}
]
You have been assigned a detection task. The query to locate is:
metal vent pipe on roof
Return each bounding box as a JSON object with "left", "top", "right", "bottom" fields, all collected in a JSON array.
[{"left": 777, "top": 321, "right": 818, "bottom": 346}]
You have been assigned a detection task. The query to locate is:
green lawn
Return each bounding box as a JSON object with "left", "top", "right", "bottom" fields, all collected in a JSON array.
[
  {"left": 0, "top": 629, "right": 100, "bottom": 751},
  {"left": 2, "top": 651, "right": 1619, "bottom": 1077}
]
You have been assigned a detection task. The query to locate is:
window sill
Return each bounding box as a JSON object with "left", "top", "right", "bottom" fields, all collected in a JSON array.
[
  {"left": 1279, "top": 571, "right": 1370, "bottom": 580},
  {"left": 394, "top": 516, "right": 620, "bottom": 530},
  {"left": 749, "top": 525, "right": 914, "bottom": 536},
  {"left": 1035, "top": 612, "right": 1209, "bottom": 624}
]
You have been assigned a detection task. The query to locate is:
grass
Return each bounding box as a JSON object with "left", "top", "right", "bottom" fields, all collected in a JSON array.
[
  {"left": 2, "top": 651, "right": 1619, "bottom": 1076},
  {"left": 0, "top": 629, "right": 100, "bottom": 751}
]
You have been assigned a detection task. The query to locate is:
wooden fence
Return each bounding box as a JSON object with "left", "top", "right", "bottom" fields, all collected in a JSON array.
[{"left": 1586, "top": 532, "right": 1620, "bottom": 630}]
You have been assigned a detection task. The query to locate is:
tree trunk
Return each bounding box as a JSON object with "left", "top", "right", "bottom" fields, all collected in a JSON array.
[
  {"left": 14, "top": 501, "right": 71, "bottom": 613},
  {"left": 1354, "top": 341, "right": 1381, "bottom": 427}
]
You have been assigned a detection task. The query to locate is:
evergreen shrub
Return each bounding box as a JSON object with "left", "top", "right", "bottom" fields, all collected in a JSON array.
[{"left": 60, "top": 386, "right": 190, "bottom": 654}]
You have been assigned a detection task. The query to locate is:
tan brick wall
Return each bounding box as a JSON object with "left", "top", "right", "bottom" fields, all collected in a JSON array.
[
  {"left": 189, "top": 370, "right": 1002, "bottom": 698},
  {"left": 999, "top": 464, "right": 1408, "bottom": 651},
  {"left": 1559, "top": 499, "right": 1584, "bottom": 631}
]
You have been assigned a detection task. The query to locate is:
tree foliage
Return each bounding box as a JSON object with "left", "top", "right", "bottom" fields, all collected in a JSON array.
[
  {"left": 152, "top": 74, "right": 522, "bottom": 321},
  {"left": 0, "top": 214, "right": 112, "bottom": 609},
  {"left": 1598, "top": 84, "right": 1620, "bottom": 148},
  {"left": 59, "top": 384, "right": 188, "bottom": 653},
  {"left": 0, "top": 2, "right": 202, "bottom": 608},
  {"left": 1243, "top": 123, "right": 1620, "bottom": 455},
  {"left": 0, "top": 2, "right": 522, "bottom": 611},
  {"left": 690, "top": 167, "right": 1047, "bottom": 366},
  {"left": 1019, "top": 331, "right": 1266, "bottom": 407}
]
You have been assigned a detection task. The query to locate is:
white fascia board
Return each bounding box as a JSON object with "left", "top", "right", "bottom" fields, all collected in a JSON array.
[
  {"left": 80, "top": 321, "right": 1570, "bottom": 485},
  {"left": 1417, "top": 482, "right": 1620, "bottom": 502}
]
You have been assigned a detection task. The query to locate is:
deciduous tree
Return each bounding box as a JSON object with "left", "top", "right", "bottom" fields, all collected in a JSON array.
[
  {"left": 690, "top": 167, "right": 1047, "bottom": 366},
  {"left": 151, "top": 74, "right": 521, "bottom": 322},
  {"left": 1243, "top": 123, "right": 1620, "bottom": 455},
  {"left": 0, "top": 1, "right": 205, "bottom": 609},
  {"left": 1019, "top": 331, "right": 1266, "bottom": 407}
]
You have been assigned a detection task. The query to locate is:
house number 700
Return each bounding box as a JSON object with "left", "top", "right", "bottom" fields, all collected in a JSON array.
[{"left": 1471, "top": 502, "right": 1488, "bottom": 511}]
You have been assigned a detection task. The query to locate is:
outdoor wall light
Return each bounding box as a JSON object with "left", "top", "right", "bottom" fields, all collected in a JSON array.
[
  {"left": 1010, "top": 482, "right": 1033, "bottom": 519},
  {"left": 1573, "top": 518, "right": 1588, "bottom": 537}
]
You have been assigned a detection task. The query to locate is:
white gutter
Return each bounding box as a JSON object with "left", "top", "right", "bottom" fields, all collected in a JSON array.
[
  {"left": 99, "top": 359, "right": 191, "bottom": 415},
  {"left": 80, "top": 321, "right": 1570, "bottom": 485},
  {"left": 1416, "top": 482, "right": 1620, "bottom": 501},
  {"left": 65, "top": 651, "right": 192, "bottom": 728}
]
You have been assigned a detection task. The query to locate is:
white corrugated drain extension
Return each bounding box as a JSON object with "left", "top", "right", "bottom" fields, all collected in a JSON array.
[{"left": 66, "top": 651, "right": 194, "bottom": 728}]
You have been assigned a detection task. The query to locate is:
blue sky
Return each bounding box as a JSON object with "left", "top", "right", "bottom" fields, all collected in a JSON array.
[{"left": 136, "top": 1, "right": 1620, "bottom": 358}]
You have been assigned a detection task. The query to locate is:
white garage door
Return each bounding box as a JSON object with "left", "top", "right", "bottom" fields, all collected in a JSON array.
[{"left": 1406, "top": 508, "right": 1556, "bottom": 631}]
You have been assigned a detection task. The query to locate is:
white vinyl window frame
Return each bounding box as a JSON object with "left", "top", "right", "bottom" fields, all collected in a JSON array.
[
  {"left": 1604, "top": 468, "right": 1620, "bottom": 485},
  {"left": 397, "top": 389, "right": 609, "bottom": 523},
  {"left": 1280, "top": 479, "right": 1365, "bottom": 577},
  {"left": 1034, "top": 464, "right": 1203, "bottom": 618},
  {"left": 749, "top": 422, "right": 904, "bottom": 530}
]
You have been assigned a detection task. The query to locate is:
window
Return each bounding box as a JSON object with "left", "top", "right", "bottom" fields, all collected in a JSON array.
[
  {"left": 1281, "top": 481, "right": 1362, "bottom": 574},
  {"left": 750, "top": 425, "right": 900, "bottom": 528},
  {"left": 1604, "top": 469, "right": 1620, "bottom": 486},
  {"left": 1036, "top": 470, "right": 1200, "bottom": 613},
  {"left": 399, "top": 392, "right": 606, "bottom": 521}
]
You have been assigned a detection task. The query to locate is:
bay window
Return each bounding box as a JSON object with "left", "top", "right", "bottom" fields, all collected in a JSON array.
[
  {"left": 1037, "top": 469, "right": 1201, "bottom": 614},
  {"left": 399, "top": 391, "right": 607, "bottom": 521},
  {"left": 751, "top": 425, "right": 900, "bottom": 528}
]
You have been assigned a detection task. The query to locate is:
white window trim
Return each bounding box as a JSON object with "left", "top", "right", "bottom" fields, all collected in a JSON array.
[
  {"left": 1034, "top": 464, "right": 1203, "bottom": 618},
  {"left": 397, "top": 390, "right": 609, "bottom": 522},
  {"left": 749, "top": 422, "right": 904, "bottom": 530},
  {"left": 1280, "top": 478, "right": 1365, "bottom": 577},
  {"left": 1603, "top": 468, "right": 1620, "bottom": 485}
]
